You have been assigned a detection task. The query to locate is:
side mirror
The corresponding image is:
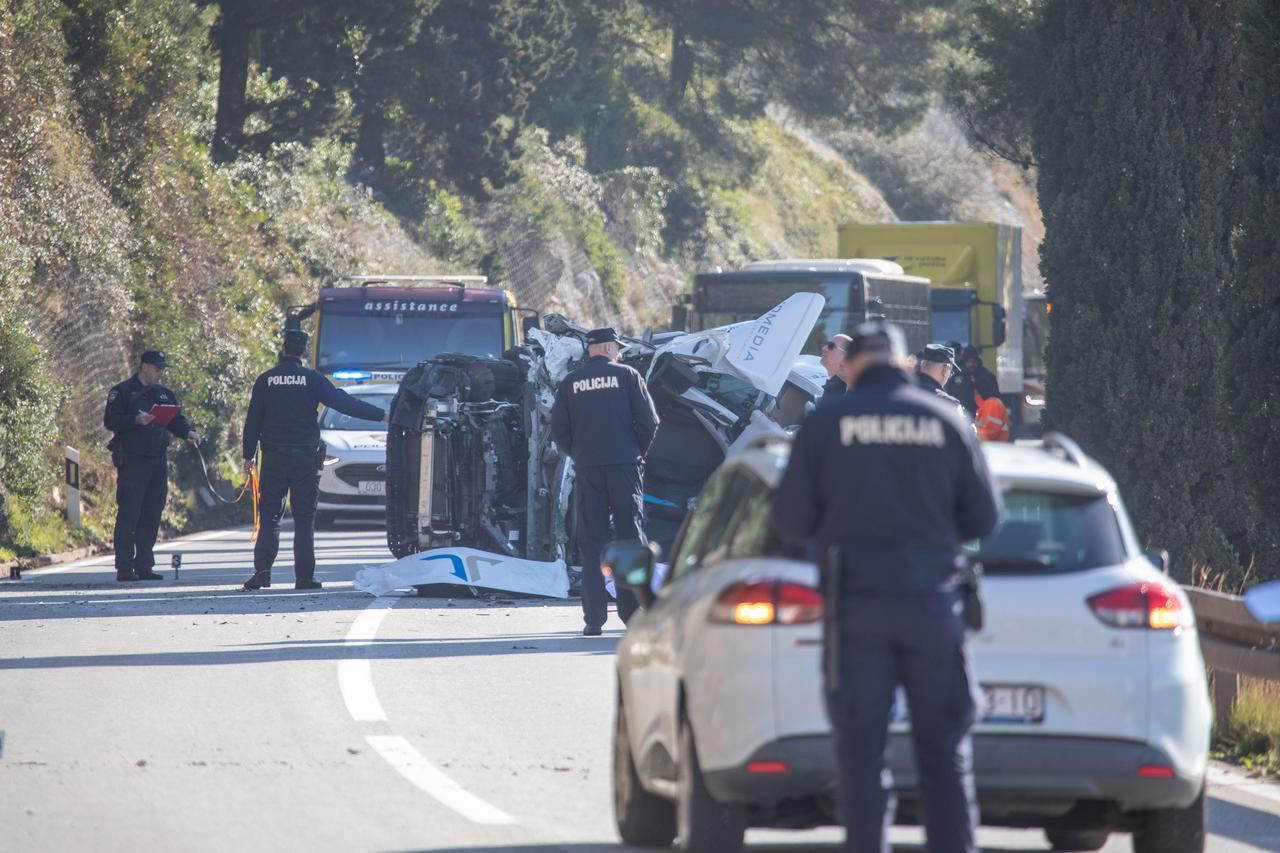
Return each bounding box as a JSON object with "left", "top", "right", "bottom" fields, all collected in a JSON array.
[
  {"left": 604, "top": 539, "right": 662, "bottom": 609},
  {"left": 648, "top": 352, "right": 698, "bottom": 397},
  {"left": 1144, "top": 548, "right": 1170, "bottom": 574},
  {"left": 1245, "top": 580, "right": 1280, "bottom": 626},
  {"left": 521, "top": 313, "right": 541, "bottom": 336}
]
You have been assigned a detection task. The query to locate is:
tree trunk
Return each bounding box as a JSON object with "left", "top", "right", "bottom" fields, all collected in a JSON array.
[
  {"left": 212, "top": 0, "right": 252, "bottom": 163},
  {"left": 666, "top": 25, "right": 694, "bottom": 109}
]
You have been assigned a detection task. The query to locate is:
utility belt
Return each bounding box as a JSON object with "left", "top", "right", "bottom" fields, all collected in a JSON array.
[{"left": 261, "top": 441, "right": 327, "bottom": 468}]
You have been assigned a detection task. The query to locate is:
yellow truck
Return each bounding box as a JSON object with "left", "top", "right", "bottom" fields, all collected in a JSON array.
[{"left": 837, "top": 222, "right": 1024, "bottom": 397}]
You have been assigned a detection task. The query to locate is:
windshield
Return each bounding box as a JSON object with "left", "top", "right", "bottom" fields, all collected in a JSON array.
[
  {"left": 317, "top": 313, "right": 504, "bottom": 370},
  {"left": 968, "top": 490, "right": 1127, "bottom": 574},
  {"left": 319, "top": 393, "right": 393, "bottom": 431},
  {"left": 694, "top": 276, "right": 857, "bottom": 355}
]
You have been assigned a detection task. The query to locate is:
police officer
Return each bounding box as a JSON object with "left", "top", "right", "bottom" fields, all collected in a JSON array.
[
  {"left": 240, "top": 329, "right": 388, "bottom": 590},
  {"left": 916, "top": 343, "right": 970, "bottom": 422},
  {"left": 103, "top": 350, "right": 200, "bottom": 582},
  {"left": 818, "top": 333, "right": 853, "bottom": 406},
  {"left": 772, "top": 322, "right": 1002, "bottom": 853},
  {"left": 550, "top": 328, "right": 660, "bottom": 636}
]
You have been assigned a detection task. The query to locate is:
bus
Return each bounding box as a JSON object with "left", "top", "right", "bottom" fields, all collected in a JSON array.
[
  {"left": 288, "top": 275, "right": 536, "bottom": 383},
  {"left": 672, "top": 259, "right": 934, "bottom": 356}
]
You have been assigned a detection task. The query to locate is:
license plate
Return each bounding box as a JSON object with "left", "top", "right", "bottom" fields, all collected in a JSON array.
[
  {"left": 892, "top": 685, "right": 1044, "bottom": 724},
  {"left": 981, "top": 685, "right": 1044, "bottom": 723},
  {"left": 358, "top": 480, "right": 386, "bottom": 496}
]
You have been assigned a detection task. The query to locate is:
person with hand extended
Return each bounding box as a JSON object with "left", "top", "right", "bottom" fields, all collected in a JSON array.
[
  {"left": 240, "top": 328, "right": 388, "bottom": 591},
  {"left": 103, "top": 350, "right": 200, "bottom": 582}
]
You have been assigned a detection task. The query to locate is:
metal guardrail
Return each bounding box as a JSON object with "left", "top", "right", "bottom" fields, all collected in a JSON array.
[{"left": 1183, "top": 586, "right": 1280, "bottom": 734}]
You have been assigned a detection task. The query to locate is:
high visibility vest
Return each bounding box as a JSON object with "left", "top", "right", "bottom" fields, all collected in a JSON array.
[{"left": 975, "top": 395, "right": 1012, "bottom": 442}]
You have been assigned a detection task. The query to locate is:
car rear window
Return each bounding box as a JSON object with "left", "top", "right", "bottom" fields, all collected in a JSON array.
[{"left": 968, "top": 490, "right": 1128, "bottom": 574}]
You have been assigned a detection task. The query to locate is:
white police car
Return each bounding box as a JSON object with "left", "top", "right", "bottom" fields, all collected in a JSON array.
[
  {"left": 609, "top": 433, "right": 1211, "bottom": 852},
  {"left": 317, "top": 382, "right": 396, "bottom": 525}
]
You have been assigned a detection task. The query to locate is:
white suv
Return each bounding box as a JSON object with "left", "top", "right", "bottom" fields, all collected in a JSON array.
[{"left": 609, "top": 433, "right": 1211, "bottom": 852}]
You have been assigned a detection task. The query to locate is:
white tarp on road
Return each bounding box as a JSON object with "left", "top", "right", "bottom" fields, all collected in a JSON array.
[{"left": 355, "top": 547, "right": 570, "bottom": 598}]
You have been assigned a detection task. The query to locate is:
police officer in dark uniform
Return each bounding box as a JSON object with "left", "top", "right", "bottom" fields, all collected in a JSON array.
[
  {"left": 916, "top": 343, "right": 970, "bottom": 422},
  {"left": 240, "top": 329, "right": 388, "bottom": 590},
  {"left": 550, "top": 328, "right": 660, "bottom": 636},
  {"left": 104, "top": 350, "right": 201, "bottom": 582},
  {"left": 817, "top": 333, "right": 852, "bottom": 406},
  {"left": 773, "top": 322, "right": 1002, "bottom": 853}
]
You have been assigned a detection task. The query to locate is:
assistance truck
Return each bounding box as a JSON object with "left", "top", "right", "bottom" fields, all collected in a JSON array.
[{"left": 286, "top": 275, "right": 538, "bottom": 384}]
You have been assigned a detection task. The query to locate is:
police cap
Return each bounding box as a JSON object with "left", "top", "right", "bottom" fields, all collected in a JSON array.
[
  {"left": 586, "top": 327, "right": 619, "bottom": 345},
  {"left": 140, "top": 349, "right": 169, "bottom": 368},
  {"left": 918, "top": 343, "right": 959, "bottom": 369},
  {"left": 282, "top": 328, "right": 310, "bottom": 350},
  {"left": 844, "top": 321, "right": 907, "bottom": 361}
]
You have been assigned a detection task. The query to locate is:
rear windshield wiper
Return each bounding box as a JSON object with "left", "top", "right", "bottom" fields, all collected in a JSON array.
[{"left": 972, "top": 553, "right": 1052, "bottom": 569}]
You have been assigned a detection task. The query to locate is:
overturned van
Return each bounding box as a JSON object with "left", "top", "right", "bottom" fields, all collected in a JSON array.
[{"left": 383, "top": 294, "right": 831, "bottom": 571}]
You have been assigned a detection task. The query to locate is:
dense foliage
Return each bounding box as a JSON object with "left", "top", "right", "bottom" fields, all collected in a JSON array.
[{"left": 954, "top": 0, "right": 1279, "bottom": 582}]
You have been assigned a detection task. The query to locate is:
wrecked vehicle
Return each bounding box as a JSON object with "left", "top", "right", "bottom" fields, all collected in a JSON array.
[{"left": 378, "top": 294, "right": 838, "bottom": 589}]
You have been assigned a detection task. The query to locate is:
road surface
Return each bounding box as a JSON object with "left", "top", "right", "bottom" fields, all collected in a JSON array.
[{"left": 2, "top": 524, "right": 1278, "bottom": 852}]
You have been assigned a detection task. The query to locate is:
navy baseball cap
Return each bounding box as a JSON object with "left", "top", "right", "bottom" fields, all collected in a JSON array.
[
  {"left": 586, "top": 327, "right": 619, "bottom": 345},
  {"left": 844, "top": 321, "right": 907, "bottom": 361},
  {"left": 918, "top": 343, "right": 959, "bottom": 369},
  {"left": 140, "top": 349, "right": 169, "bottom": 368}
]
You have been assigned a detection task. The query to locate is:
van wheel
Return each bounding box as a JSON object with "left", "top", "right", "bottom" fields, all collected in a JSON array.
[
  {"left": 677, "top": 716, "right": 745, "bottom": 853},
  {"left": 612, "top": 695, "right": 675, "bottom": 846},
  {"left": 1045, "top": 828, "right": 1109, "bottom": 851},
  {"left": 1132, "top": 784, "right": 1206, "bottom": 853}
]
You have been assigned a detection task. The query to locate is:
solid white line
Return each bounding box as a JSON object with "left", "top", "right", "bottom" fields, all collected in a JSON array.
[
  {"left": 339, "top": 598, "right": 396, "bottom": 721},
  {"left": 364, "top": 734, "right": 515, "bottom": 825},
  {"left": 1208, "top": 765, "right": 1280, "bottom": 807},
  {"left": 341, "top": 596, "right": 517, "bottom": 825},
  {"left": 29, "top": 528, "right": 247, "bottom": 576}
]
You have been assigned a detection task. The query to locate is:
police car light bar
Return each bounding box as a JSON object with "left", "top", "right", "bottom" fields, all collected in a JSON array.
[{"left": 332, "top": 369, "right": 373, "bottom": 381}]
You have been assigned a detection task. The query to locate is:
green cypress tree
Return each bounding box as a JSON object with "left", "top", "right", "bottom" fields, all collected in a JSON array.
[
  {"left": 1035, "top": 0, "right": 1249, "bottom": 579},
  {"left": 1222, "top": 0, "right": 1280, "bottom": 577}
]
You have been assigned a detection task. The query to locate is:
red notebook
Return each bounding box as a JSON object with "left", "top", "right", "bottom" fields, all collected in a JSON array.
[{"left": 148, "top": 404, "right": 181, "bottom": 426}]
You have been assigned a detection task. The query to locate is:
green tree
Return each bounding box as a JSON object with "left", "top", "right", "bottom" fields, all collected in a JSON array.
[
  {"left": 1222, "top": 0, "right": 1280, "bottom": 571},
  {"left": 1033, "top": 0, "right": 1250, "bottom": 578}
]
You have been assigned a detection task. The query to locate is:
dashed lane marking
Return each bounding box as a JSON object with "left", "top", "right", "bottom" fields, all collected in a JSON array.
[{"left": 341, "top": 594, "right": 516, "bottom": 825}]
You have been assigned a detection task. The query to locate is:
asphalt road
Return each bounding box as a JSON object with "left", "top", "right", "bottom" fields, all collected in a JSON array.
[{"left": 2, "top": 524, "right": 1279, "bottom": 853}]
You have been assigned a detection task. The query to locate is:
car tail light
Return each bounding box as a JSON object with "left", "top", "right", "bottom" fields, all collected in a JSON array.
[
  {"left": 1087, "top": 582, "right": 1187, "bottom": 630},
  {"left": 709, "top": 580, "right": 823, "bottom": 625},
  {"left": 1138, "top": 764, "right": 1175, "bottom": 778},
  {"left": 746, "top": 760, "right": 789, "bottom": 774}
]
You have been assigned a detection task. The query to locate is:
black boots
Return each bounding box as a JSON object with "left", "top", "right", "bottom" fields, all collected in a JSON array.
[{"left": 242, "top": 572, "right": 272, "bottom": 590}]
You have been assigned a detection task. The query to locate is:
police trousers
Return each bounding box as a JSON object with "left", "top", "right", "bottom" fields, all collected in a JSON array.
[
  {"left": 576, "top": 463, "right": 643, "bottom": 628},
  {"left": 832, "top": 591, "right": 978, "bottom": 853},
  {"left": 254, "top": 445, "right": 322, "bottom": 582},
  {"left": 113, "top": 454, "right": 168, "bottom": 575}
]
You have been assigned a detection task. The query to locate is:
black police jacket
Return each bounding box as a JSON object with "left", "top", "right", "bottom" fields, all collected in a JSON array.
[
  {"left": 103, "top": 375, "right": 194, "bottom": 458},
  {"left": 242, "top": 356, "right": 385, "bottom": 458},
  {"left": 773, "top": 364, "right": 1002, "bottom": 594},
  {"left": 917, "top": 372, "right": 970, "bottom": 422},
  {"left": 550, "top": 355, "right": 660, "bottom": 468},
  {"left": 817, "top": 375, "right": 847, "bottom": 407}
]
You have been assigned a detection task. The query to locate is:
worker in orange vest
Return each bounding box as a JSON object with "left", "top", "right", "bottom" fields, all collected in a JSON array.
[{"left": 974, "top": 394, "right": 1012, "bottom": 442}]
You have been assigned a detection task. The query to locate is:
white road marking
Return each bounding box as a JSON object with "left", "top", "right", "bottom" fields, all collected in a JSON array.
[
  {"left": 338, "top": 598, "right": 396, "bottom": 722},
  {"left": 1209, "top": 765, "right": 1280, "bottom": 807},
  {"left": 341, "top": 594, "right": 516, "bottom": 825},
  {"left": 365, "top": 734, "right": 515, "bottom": 825},
  {"left": 27, "top": 528, "right": 244, "bottom": 575}
]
